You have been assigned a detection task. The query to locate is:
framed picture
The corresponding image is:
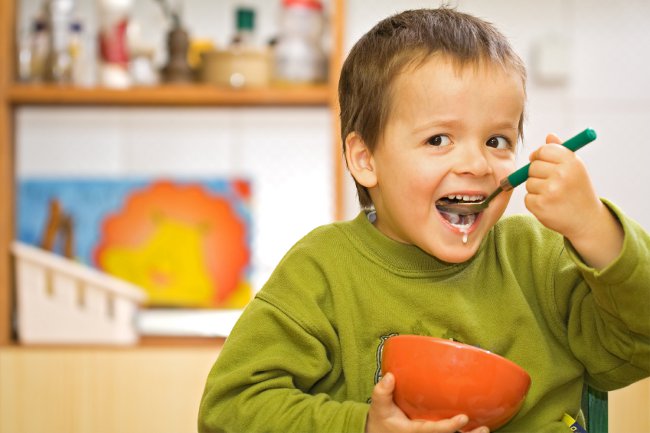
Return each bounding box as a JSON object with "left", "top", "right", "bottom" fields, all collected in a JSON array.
[{"left": 17, "top": 177, "right": 253, "bottom": 310}]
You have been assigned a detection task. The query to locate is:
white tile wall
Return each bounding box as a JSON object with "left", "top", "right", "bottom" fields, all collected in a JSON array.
[{"left": 17, "top": 107, "right": 333, "bottom": 290}]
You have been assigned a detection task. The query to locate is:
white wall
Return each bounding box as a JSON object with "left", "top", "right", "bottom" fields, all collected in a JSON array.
[{"left": 16, "top": 0, "right": 650, "bottom": 291}]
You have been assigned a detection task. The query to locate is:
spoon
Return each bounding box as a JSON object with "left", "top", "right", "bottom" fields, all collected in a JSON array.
[{"left": 436, "top": 128, "right": 597, "bottom": 216}]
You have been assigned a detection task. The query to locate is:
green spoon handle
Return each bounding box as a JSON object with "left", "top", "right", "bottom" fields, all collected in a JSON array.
[{"left": 505, "top": 128, "right": 597, "bottom": 189}]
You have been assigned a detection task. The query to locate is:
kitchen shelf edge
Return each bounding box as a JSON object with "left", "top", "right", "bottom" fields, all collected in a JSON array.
[{"left": 8, "top": 83, "right": 331, "bottom": 107}]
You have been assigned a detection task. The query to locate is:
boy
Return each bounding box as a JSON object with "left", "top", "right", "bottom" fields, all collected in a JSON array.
[{"left": 199, "top": 8, "right": 650, "bottom": 433}]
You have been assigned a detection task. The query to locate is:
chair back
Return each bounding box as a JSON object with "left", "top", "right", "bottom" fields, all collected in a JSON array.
[{"left": 582, "top": 386, "right": 608, "bottom": 433}]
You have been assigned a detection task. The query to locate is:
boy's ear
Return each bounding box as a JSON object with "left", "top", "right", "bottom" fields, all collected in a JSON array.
[{"left": 345, "top": 132, "right": 377, "bottom": 188}]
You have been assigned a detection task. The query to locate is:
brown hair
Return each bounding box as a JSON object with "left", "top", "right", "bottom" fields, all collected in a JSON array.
[{"left": 339, "top": 8, "right": 527, "bottom": 209}]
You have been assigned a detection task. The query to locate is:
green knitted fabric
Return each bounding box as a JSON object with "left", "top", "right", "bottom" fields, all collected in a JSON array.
[{"left": 198, "top": 201, "right": 650, "bottom": 433}]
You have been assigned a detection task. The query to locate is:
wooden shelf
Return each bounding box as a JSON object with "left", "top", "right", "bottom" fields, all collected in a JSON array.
[{"left": 8, "top": 83, "right": 331, "bottom": 107}]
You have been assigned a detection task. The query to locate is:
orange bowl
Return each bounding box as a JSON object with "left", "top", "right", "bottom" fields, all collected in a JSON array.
[{"left": 381, "top": 335, "right": 531, "bottom": 432}]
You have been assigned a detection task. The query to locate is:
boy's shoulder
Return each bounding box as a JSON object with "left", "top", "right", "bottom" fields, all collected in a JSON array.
[
  {"left": 256, "top": 219, "right": 359, "bottom": 320},
  {"left": 279, "top": 218, "right": 355, "bottom": 263},
  {"left": 271, "top": 214, "right": 377, "bottom": 279},
  {"left": 289, "top": 214, "right": 366, "bottom": 249}
]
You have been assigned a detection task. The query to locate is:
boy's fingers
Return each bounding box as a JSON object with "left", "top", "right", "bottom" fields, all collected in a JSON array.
[
  {"left": 529, "top": 132, "right": 564, "bottom": 162},
  {"left": 465, "top": 428, "right": 489, "bottom": 433},
  {"left": 528, "top": 159, "right": 556, "bottom": 180},
  {"left": 530, "top": 142, "right": 572, "bottom": 164},
  {"left": 467, "top": 427, "right": 490, "bottom": 433},
  {"left": 370, "top": 376, "right": 485, "bottom": 433},
  {"left": 414, "top": 414, "right": 469, "bottom": 433},
  {"left": 546, "top": 132, "right": 562, "bottom": 145}
]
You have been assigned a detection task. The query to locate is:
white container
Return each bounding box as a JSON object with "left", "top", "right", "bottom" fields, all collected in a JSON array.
[
  {"left": 274, "top": 0, "right": 326, "bottom": 83},
  {"left": 12, "top": 241, "right": 147, "bottom": 345}
]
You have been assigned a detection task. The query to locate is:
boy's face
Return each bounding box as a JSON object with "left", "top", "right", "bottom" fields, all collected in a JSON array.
[{"left": 358, "top": 55, "right": 524, "bottom": 263}]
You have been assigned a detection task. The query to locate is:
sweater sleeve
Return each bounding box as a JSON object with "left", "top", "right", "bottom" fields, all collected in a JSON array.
[
  {"left": 552, "top": 200, "right": 650, "bottom": 390},
  {"left": 198, "top": 241, "right": 369, "bottom": 433}
]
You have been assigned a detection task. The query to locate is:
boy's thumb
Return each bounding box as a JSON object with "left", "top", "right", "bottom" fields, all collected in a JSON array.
[
  {"left": 372, "top": 372, "right": 395, "bottom": 403},
  {"left": 381, "top": 372, "right": 395, "bottom": 389}
]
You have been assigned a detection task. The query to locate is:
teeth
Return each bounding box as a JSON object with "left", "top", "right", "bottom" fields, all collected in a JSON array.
[{"left": 445, "top": 194, "right": 485, "bottom": 202}]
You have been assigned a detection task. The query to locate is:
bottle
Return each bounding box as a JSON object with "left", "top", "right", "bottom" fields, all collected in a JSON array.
[
  {"left": 44, "top": 0, "right": 75, "bottom": 84},
  {"left": 231, "top": 7, "right": 255, "bottom": 49},
  {"left": 98, "top": 0, "right": 133, "bottom": 88},
  {"left": 273, "top": 0, "right": 326, "bottom": 84},
  {"left": 17, "top": 27, "right": 33, "bottom": 82},
  {"left": 68, "top": 19, "right": 85, "bottom": 85},
  {"left": 28, "top": 16, "right": 50, "bottom": 82}
]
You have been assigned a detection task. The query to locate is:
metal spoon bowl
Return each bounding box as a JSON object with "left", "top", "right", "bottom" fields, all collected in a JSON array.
[{"left": 436, "top": 180, "right": 509, "bottom": 216}]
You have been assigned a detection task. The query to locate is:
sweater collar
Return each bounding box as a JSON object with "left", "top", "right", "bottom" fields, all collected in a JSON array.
[{"left": 344, "top": 211, "right": 486, "bottom": 275}]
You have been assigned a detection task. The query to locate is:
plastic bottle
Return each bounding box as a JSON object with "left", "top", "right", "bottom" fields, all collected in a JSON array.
[
  {"left": 273, "top": 0, "right": 326, "bottom": 84},
  {"left": 98, "top": 0, "right": 133, "bottom": 88}
]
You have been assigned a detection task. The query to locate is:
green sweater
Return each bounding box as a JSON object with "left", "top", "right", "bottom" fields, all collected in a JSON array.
[{"left": 198, "top": 202, "right": 650, "bottom": 433}]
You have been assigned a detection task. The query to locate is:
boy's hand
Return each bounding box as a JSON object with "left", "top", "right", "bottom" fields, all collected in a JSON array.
[
  {"left": 365, "top": 373, "right": 489, "bottom": 433},
  {"left": 525, "top": 133, "right": 623, "bottom": 269}
]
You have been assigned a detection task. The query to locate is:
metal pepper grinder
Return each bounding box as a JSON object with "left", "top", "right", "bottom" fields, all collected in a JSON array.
[
  {"left": 161, "top": 13, "right": 192, "bottom": 83},
  {"left": 153, "top": 0, "right": 192, "bottom": 83}
]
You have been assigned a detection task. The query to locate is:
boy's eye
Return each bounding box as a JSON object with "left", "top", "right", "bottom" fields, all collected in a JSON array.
[
  {"left": 427, "top": 135, "right": 451, "bottom": 147},
  {"left": 486, "top": 136, "right": 511, "bottom": 149}
]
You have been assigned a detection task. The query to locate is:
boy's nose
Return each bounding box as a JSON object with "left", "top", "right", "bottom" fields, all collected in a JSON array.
[{"left": 453, "top": 146, "right": 492, "bottom": 177}]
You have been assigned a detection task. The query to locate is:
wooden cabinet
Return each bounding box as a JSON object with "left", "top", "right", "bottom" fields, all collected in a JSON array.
[
  {"left": 0, "top": 345, "right": 224, "bottom": 433},
  {"left": 609, "top": 379, "right": 650, "bottom": 433},
  {"left": 0, "top": 0, "right": 16, "bottom": 348}
]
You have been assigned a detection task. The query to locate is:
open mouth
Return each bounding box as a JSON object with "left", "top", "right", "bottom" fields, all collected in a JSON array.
[{"left": 435, "top": 194, "right": 485, "bottom": 230}]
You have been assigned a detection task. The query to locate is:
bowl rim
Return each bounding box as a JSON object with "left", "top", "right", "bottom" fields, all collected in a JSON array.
[{"left": 385, "top": 334, "right": 531, "bottom": 378}]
